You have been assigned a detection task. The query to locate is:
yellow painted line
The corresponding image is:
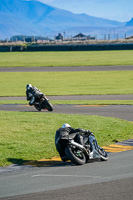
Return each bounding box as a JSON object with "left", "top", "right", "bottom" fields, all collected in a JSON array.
[
  {"left": 24, "top": 156, "right": 62, "bottom": 167},
  {"left": 75, "top": 105, "right": 108, "bottom": 107},
  {"left": 102, "top": 144, "right": 133, "bottom": 153},
  {"left": 38, "top": 156, "right": 62, "bottom": 162}
]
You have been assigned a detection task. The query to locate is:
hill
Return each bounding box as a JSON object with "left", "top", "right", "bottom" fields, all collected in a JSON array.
[
  {"left": 126, "top": 18, "right": 133, "bottom": 26},
  {"left": 0, "top": 0, "right": 126, "bottom": 39}
]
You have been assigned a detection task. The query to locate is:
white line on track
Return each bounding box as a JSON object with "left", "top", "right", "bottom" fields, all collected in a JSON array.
[{"left": 31, "top": 174, "right": 101, "bottom": 178}]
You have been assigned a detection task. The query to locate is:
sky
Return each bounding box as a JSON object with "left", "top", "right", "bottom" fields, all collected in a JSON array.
[{"left": 37, "top": 0, "right": 133, "bottom": 22}]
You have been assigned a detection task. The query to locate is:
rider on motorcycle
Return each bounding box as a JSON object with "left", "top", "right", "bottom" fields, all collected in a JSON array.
[
  {"left": 26, "top": 84, "right": 44, "bottom": 111},
  {"left": 55, "top": 123, "right": 91, "bottom": 162}
]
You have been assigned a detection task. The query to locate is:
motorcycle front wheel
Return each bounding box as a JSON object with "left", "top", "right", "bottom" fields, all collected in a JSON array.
[
  {"left": 65, "top": 145, "right": 86, "bottom": 165},
  {"left": 42, "top": 99, "right": 53, "bottom": 111},
  {"left": 98, "top": 147, "right": 108, "bottom": 161}
]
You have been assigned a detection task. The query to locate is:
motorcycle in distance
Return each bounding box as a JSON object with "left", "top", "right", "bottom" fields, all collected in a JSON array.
[
  {"left": 55, "top": 131, "right": 108, "bottom": 165},
  {"left": 33, "top": 94, "right": 53, "bottom": 112}
]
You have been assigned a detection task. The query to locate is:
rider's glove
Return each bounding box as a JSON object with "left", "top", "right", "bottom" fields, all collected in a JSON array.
[
  {"left": 85, "top": 130, "right": 92, "bottom": 135},
  {"left": 87, "top": 130, "right": 92, "bottom": 133}
]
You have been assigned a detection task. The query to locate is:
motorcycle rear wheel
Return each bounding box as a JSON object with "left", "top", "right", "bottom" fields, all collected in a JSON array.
[{"left": 65, "top": 145, "right": 86, "bottom": 165}]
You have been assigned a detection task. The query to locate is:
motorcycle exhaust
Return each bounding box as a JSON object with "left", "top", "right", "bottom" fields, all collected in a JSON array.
[{"left": 70, "top": 140, "right": 89, "bottom": 156}]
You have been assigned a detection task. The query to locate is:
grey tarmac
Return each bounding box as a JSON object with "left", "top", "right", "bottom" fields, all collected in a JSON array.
[
  {"left": 1, "top": 103, "right": 133, "bottom": 121},
  {"left": 0, "top": 65, "right": 133, "bottom": 72},
  {"left": 0, "top": 95, "right": 133, "bottom": 121},
  {"left": 0, "top": 151, "right": 133, "bottom": 200}
]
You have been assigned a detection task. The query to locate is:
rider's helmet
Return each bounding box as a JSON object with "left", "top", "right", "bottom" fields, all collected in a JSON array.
[
  {"left": 26, "top": 84, "right": 32, "bottom": 90},
  {"left": 62, "top": 123, "right": 71, "bottom": 128}
]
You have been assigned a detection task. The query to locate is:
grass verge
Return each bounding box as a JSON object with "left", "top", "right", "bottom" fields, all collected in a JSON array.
[
  {"left": 0, "top": 111, "right": 133, "bottom": 167},
  {"left": 0, "top": 71, "right": 133, "bottom": 96},
  {"left": 0, "top": 50, "right": 133, "bottom": 67}
]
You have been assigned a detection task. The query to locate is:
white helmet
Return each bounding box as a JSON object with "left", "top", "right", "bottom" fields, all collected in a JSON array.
[
  {"left": 26, "top": 84, "right": 32, "bottom": 90},
  {"left": 62, "top": 123, "right": 71, "bottom": 128}
]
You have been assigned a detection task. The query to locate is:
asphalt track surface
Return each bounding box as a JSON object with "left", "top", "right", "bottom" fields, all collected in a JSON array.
[
  {"left": 0, "top": 65, "right": 133, "bottom": 72},
  {"left": 0, "top": 94, "right": 133, "bottom": 121},
  {"left": 0, "top": 65, "right": 133, "bottom": 199},
  {"left": 0, "top": 151, "right": 133, "bottom": 200}
]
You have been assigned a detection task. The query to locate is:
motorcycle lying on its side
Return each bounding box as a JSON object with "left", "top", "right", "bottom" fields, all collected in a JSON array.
[
  {"left": 34, "top": 94, "right": 53, "bottom": 112},
  {"left": 55, "top": 131, "right": 108, "bottom": 165}
]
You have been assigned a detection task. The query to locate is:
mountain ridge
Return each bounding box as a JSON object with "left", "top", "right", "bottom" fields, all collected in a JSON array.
[
  {"left": 126, "top": 18, "right": 133, "bottom": 26},
  {"left": 0, "top": 0, "right": 132, "bottom": 39}
]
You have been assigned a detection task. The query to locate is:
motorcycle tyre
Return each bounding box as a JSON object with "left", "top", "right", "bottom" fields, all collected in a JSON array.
[
  {"left": 65, "top": 145, "right": 86, "bottom": 165},
  {"left": 98, "top": 147, "right": 108, "bottom": 161},
  {"left": 42, "top": 99, "right": 53, "bottom": 111},
  {"left": 34, "top": 104, "right": 41, "bottom": 112}
]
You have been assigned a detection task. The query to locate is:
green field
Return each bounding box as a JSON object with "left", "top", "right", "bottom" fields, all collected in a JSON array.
[
  {"left": 0, "top": 71, "right": 133, "bottom": 96},
  {"left": 0, "top": 50, "right": 133, "bottom": 67}
]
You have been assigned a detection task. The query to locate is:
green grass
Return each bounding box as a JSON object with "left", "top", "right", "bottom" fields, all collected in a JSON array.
[
  {"left": 0, "top": 111, "right": 133, "bottom": 167},
  {"left": 0, "top": 50, "right": 133, "bottom": 67},
  {"left": 0, "top": 71, "right": 133, "bottom": 96},
  {"left": 0, "top": 100, "right": 133, "bottom": 105}
]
